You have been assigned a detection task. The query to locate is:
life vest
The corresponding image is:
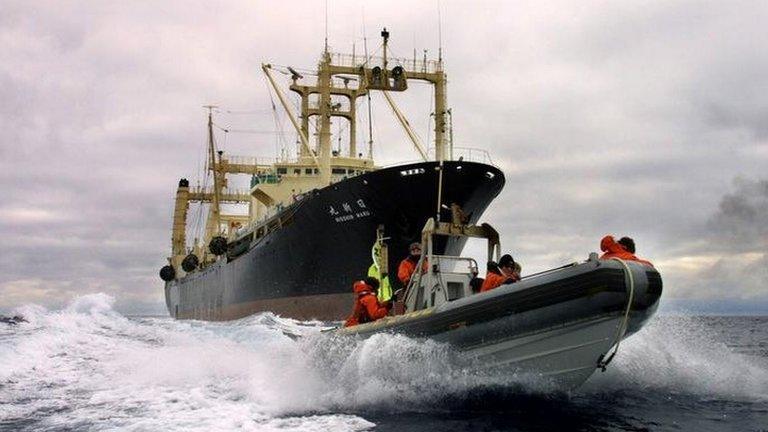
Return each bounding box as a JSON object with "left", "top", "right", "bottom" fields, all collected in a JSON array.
[
  {"left": 344, "top": 280, "right": 390, "bottom": 327},
  {"left": 599, "top": 235, "right": 654, "bottom": 267},
  {"left": 368, "top": 263, "right": 392, "bottom": 301},
  {"left": 480, "top": 269, "right": 519, "bottom": 292},
  {"left": 397, "top": 256, "right": 429, "bottom": 286},
  {"left": 370, "top": 241, "right": 393, "bottom": 301},
  {"left": 397, "top": 256, "right": 417, "bottom": 285}
]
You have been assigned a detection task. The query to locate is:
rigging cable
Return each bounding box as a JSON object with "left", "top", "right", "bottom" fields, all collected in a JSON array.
[
  {"left": 192, "top": 135, "right": 211, "bottom": 250},
  {"left": 262, "top": 73, "right": 285, "bottom": 160}
]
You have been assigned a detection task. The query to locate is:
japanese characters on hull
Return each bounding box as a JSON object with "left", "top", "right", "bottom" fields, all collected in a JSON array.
[{"left": 329, "top": 199, "right": 372, "bottom": 223}]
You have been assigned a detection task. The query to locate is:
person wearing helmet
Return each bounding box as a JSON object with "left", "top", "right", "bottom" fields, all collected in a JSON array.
[
  {"left": 480, "top": 254, "right": 521, "bottom": 292},
  {"left": 599, "top": 235, "right": 654, "bottom": 267},
  {"left": 344, "top": 278, "right": 392, "bottom": 327}
]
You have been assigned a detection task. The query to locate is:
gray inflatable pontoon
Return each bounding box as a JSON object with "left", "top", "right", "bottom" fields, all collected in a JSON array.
[{"left": 337, "top": 219, "right": 662, "bottom": 390}]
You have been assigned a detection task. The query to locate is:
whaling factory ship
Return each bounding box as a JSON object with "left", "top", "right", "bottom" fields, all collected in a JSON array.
[{"left": 159, "top": 30, "right": 505, "bottom": 320}]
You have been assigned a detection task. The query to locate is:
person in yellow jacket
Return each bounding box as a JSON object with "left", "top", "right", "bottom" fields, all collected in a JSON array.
[{"left": 368, "top": 241, "right": 393, "bottom": 302}]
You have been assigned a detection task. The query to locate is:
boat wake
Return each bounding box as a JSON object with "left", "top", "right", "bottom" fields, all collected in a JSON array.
[{"left": 1, "top": 294, "right": 766, "bottom": 431}]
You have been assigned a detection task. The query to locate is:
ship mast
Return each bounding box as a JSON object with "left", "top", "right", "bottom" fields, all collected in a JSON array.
[
  {"left": 204, "top": 105, "right": 223, "bottom": 244},
  {"left": 433, "top": 61, "right": 447, "bottom": 161},
  {"left": 163, "top": 29, "right": 455, "bottom": 282},
  {"left": 261, "top": 28, "right": 449, "bottom": 178},
  {"left": 317, "top": 50, "right": 333, "bottom": 185}
]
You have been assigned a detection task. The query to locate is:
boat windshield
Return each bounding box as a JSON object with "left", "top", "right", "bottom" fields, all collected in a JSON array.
[{"left": 431, "top": 255, "right": 478, "bottom": 275}]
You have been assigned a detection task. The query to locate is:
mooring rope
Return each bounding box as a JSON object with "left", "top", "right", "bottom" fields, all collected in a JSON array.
[{"left": 597, "top": 258, "right": 636, "bottom": 372}]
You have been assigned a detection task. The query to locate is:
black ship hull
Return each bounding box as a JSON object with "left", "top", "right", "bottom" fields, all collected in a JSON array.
[{"left": 165, "top": 161, "right": 505, "bottom": 320}]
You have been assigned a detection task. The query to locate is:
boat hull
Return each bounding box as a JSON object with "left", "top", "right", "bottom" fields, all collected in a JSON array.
[
  {"left": 165, "top": 161, "right": 505, "bottom": 321},
  {"left": 338, "top": 259, "right": 662, "bottom": 390}
]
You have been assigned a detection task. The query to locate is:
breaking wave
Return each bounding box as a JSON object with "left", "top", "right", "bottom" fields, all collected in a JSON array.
[
  {"left": 584, "top": 315, "right": 768, "bottom": 400},
  {"left": 1, "top": 294, "right": 766, "bottom": 431}
]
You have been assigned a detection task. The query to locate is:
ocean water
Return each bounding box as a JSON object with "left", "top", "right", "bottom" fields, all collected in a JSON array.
[{"left": 1, "top": 294, "right": 766, "bottom": 432}]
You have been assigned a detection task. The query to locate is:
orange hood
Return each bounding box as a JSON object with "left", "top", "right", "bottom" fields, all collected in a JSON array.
[
  {"left": 600, "top": 235, "right": 625, "bottom": 254},
  {"left": 353, "top": 280, "right": 372, "bottom": 295}
]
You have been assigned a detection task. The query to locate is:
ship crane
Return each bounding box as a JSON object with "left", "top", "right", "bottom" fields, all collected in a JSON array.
[{"left": 162, "top": 29, "right": 459, "bottom": 293}]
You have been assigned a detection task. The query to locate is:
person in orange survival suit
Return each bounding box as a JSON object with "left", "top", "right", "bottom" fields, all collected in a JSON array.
[
  {"left": 397, "top": 242, "right": 427, "bottom": 286},
  {"left": 344, "top": 277, "right": 393, "bottom": 327},
  {"left": 599, "top": 235, "right": 654, "bottom": 267},
  {"left": 480, "top": 254, "right": 521, "bottom": 292}
]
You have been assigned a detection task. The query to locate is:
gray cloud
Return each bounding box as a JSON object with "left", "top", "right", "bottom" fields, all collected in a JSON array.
[
  {"left": 2, "top": 1, "right": 768, "bottom": 313},
  {"left": 708, "top": 178, "right": 768, "bottom": 249}
]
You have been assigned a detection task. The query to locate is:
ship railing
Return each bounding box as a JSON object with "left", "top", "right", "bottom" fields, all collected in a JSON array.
[
  {"left": 235, "top": 194, "right": 309, "bottom": 239},
  {"left": 187, "top": 186, "right": 253, "bottom": 195},
  {"left": 330, "top": 52, "right": 442, "bottom": 74},
  {"left": 223, "top": 155, "right": 278, "bottom": 166},
  {"left": 188, "top": 186, "right": 252, "bottom": 202},
  {"left": 378, "top": 148, "right": 495, "bottom": 168},
  {"left": 426, "top": 147, "right": 496, "bottom": 165}
]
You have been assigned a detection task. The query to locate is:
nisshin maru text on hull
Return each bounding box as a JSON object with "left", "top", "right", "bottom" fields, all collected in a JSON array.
[{"left": 159, "top": 29, "right": 505, "bottom": 321}]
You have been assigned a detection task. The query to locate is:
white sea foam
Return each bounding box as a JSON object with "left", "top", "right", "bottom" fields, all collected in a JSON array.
[
  {"left": 0, "top": 295, "right": 370, "bottom": 431},
  {"left": 1, "top": 294, "right": 766, "bottom": 431},
  {"left": 583, "top": 315, "right": 768, "bottom": 400}
]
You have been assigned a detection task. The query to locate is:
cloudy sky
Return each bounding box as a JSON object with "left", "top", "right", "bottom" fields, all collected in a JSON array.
[{"left": 1, "top": 0, "right": 766, "bottom": 314}]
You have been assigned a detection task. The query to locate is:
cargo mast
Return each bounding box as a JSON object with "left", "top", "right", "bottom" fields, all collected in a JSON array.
[
  {"left": 203, "top": 105, "right": 223, "bottom": 249},
  {"left": 163, "top": 28, "right": 451, "bottom": 280}
]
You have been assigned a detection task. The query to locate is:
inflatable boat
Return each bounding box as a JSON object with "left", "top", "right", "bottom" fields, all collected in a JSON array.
[{"left": 336, "top": 219, "right": 662, "bottom": 390}]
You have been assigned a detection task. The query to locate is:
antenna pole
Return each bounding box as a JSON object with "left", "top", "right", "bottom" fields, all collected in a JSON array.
[
  {"left": 437, "top": 0, "right": 443, "bottom": 62},
  {"left": 204, "top": 105, "right": 222, "bottom": 242},
  {"left": 364, "top": 32, "right": 374, "bottom": 158},
  {"left": 436, "top": 158, "right": 444, "bottom": 222},
  {"left": 381, "top": 27, "right": 389, "bottom": 70},
  {"left": 324, "top": 0, "right": 329, "bottom": 53},
  {"left": 448, "top": 108, "right": 454, "bottom": 160}
]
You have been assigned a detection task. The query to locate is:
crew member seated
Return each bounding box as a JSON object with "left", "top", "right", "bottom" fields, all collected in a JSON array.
[
  {"left": 469, "top": 277, "right": 484, "bottom": 294},
  {"left": 599, "top": 235, "right": 654, "bottom": 267},
  {"left": 480, "top": 254, "right": 521, "bottom": 292},
  {"left": 397, "top": 242, "right": 423, "bottom": 285},
  {"left": 344, "top": 277, "right": 392, "bottom": 327}
]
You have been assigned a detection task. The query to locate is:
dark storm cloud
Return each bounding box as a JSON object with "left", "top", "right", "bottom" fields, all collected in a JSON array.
[
  {"left": 658, "top": 178, "right": 768, "bottom": 299},
  {"left": 709, "top": 178, "right": 768, "bottom": 248},
  {"left": 1, "top": 0, "right": 767, "bottom": 312},
  {"left": 440, "top": 1, "right": 768, "bottom": 303}
]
